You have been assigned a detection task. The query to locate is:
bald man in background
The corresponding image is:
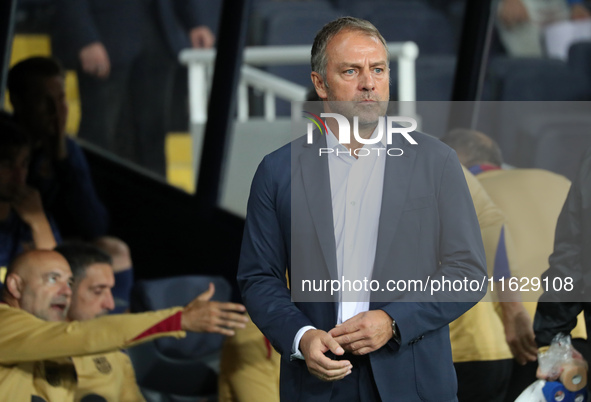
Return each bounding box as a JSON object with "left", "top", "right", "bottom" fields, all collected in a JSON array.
[{"left": 0, "top": 249, "right": 247, "bottom": 401}]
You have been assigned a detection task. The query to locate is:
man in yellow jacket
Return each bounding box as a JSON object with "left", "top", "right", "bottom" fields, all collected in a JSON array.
[
  {"left": 54, "top": 241, "right": 145, "bottom": 401},
  {"left": 450, "top": 166, "right": 535, "bottom": 401},
  {"left": 443, "top": 128, "right": 587, "bottom": 401},
  {"left": 0, "top": 249, "right": 247, "bottom": 401}
]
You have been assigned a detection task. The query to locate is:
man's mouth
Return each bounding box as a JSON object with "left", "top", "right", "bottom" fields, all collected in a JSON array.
[
  {"left": 50, "top": 303, "right": 67, "bottom": 311},
  {"left": 356, "top": 98, "right": 380, "bottom": 104}
]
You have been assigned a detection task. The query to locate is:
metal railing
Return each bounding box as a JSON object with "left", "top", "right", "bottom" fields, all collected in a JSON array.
[{"left": 179, "top": 42, "right": 419, "bottom": 124}]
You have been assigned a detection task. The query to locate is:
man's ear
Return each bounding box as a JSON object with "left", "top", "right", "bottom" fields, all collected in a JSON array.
[
  {"left": 5, "top": 273, "right": 23, "bottom": 300},
  {"left": 311, "top": 72, "right": 328, "bottom": 100}
]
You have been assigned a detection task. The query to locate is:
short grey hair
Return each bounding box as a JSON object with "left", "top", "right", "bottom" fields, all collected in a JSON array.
[{"left": 311, "top": 17, "right": 389, "bottom": 83}]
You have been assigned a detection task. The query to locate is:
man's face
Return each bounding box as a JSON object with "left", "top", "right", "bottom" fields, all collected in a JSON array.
[
  {"left": 68, "top": 263, "right": 115, "bottom": 321},
  {"left": 19, "top": 75, "right": 68, "bottom": 142},
  {"left": 19, "top": 253, "right": 73, "bottom": 322},
  {"left": 0, "top": 147, "right": 29, "bottom": 202},
  {"left": 313, "top": 29, "right": 390, "bottom": 127}
]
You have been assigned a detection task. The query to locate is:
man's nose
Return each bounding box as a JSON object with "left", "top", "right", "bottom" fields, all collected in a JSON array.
[
  {"left": 103, "top": 292, "right": 115, "bottom": 312},
  {"left": 60, "top": 282, "right": 72, "bottom": 297},
  {"left": 358, "top": 67, "right": 376, "bottom": 91}
]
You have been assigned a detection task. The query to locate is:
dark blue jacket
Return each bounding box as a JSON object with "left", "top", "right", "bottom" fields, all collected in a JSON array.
[
  {"left": 28, "top": 138, "right": 108, "bottom": 240},
  {"left": 51, "top": 0, "right": 214, "bottom": 69},
  {"left": 238, "top": 130, "right": 487, "bottom": 401}
]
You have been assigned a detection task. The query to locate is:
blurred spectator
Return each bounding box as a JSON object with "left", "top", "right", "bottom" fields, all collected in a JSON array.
[
  {"left": 534, "top": 146, "right": 591, "bottom": 364},
  {"left": 451, "top": 166, "right": 535, "bottom": 402},
  {"left": 0, "top": 113, "right": 60, "bottom": 270},
  {"left": 8, "top": 57, "right": 135, "bottom": 308},
  {"left": 7, "top": 56, "right": 108, "bottom": 240},
  {"left": 91, "top": 236, "right": 133, "bottom": 313},
  {"left": 442, "top": 128, "right": 588, "bottom": 401},
  {"left": 51, "top": 0, "right": 216, "bottom": 176},
  {"left": 496, "top": 0, "right": 590, "bottom": 56},
  {"left": 0, "top": 249, "right": 247, "bottom": 400},
  {"left": 56, "top": 242, "right": 144, "bottom": 401}
]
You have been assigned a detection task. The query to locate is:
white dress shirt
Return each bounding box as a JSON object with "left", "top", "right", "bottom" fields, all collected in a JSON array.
[{"left": 291, "top": 121, "right": 387, "bottom": 359}]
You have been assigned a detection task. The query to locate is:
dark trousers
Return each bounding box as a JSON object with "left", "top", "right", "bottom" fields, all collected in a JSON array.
[
  {"left": 503, "top": 360, "right": 536, "bottom": 402},
  {"left": 330, "top": 354, "right": 382, "bottom": 402},
  {"left": 77, "top": 14, "right": 175, "bottom": 176},
  {"left": 455, "top": 359, "right": 513, "bottom": 402}
]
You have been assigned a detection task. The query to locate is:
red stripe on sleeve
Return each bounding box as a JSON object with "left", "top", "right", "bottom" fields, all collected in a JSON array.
[
  {"left": 265, "top": 337, "right": 272, "bottom": 359},
  {"left": 131, "top": 311, "right": 183, "bottom": 342}
]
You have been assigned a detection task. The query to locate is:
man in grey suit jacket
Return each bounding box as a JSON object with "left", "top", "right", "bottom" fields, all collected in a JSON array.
[{"left": 237, "top": 17, "right": 487, "bottom": 401}]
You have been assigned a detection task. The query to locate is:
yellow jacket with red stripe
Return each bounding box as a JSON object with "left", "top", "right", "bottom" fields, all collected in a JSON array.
[
  {"left": 0, "top": 303, "right": 185, "bottom": 402},
  {"left": 73, "top": 351, "right": 144, "bottom": 402}
]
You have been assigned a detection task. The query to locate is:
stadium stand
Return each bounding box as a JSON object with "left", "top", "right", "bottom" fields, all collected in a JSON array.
[
  {"left": 515, "top": 113, "right": 591, "bottom": 181},
  {"left": 481, "top": 56, "right": 591, "bottom": 164},
  {"left": 370, "top": 5, "right": 456, "bottom": 55},
  {"left": 568, "top": 40, "right": 591, "bottom": 84}
]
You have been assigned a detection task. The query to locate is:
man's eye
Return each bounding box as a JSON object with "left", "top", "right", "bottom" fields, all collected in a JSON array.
[
  {"left": 344, "top": 69, "right": 355, "bottom": 75},
  {"left": 374, "top": 68, "right": 384, "bottom": 73},
  {"left": 47, "top": 275, "right": 57, "bottom": 284}
]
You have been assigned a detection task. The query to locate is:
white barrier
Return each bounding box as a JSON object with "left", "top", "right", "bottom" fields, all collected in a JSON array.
[{"left": 179, "top": 42, "right": 418, "bottom": 124}]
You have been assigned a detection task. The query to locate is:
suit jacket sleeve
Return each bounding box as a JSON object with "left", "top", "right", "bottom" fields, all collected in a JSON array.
[
  {"left": 53, "top": 0, "right": 101, "bottom": 56},
  {"left": 173, "top": 0, "right": 207, "bottom": 30},
  {"left": 237, "top": 155, "right": 314, "bottom": 359},
  {"left": 380, "top": 149, "right": 487, "bottom": 346}
]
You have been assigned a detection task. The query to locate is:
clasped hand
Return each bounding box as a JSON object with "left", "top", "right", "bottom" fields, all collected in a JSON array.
[{"left": 300, "top": 310, "right": 393, "bottom": 382}]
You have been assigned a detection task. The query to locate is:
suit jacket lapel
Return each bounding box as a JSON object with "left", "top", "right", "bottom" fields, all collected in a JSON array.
[{"left": 298, "top": 134, "right": 339, "bottom": 285}]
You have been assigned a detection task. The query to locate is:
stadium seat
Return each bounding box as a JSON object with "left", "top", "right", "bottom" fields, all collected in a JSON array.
[
  {"left": 336, "top": 0, "right": 430, "bottom": 19},
  {"left": 129, "top": 275, "right": 232, "bottom": 402},
  {"left": 248, "top": 0, "right": 336, "bottom": 46},
  {"left": 370, "top": 6, "right": 455, "bottom": 55},
  {"left": 395, "top": 55, "right": 457, "bottom": 138},
  {"left": 568, "top": 41, "right": 591, "bottom": 84},
  {"left": 414, "top": 55, "right": 456, "bottom": 101},
  {"left": 491, "top": 58, "right": 591, "bottom": 101},
  {"left": 482, "top": 57, "right": 591, "bottom": 164},
  {"left": 515, "top": 112, "right": 591, "bottom": 181}
]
